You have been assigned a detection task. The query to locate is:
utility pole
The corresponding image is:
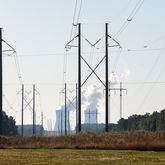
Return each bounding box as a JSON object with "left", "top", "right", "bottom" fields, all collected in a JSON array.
[
  {"left": 0, "top": 28, "right": 2, "bottom": 135},
  {"left": 41, "top": 112, "right": 43, "bottom": 136},
  {"left": 21, "top": 84, "right": 24, "bottom": 136},
  {"left": 64, "top": 83, "right": 67, "bottom": 136},
  {"left": 61, "top": 111, "right": 63, "bottom": 136},
  {"left": 94, "top": 109, "right": 98, "bottom": 124},
  {"left": 67, "top": 111, "right": 70, "bottom": 135},
  {"left": 78, "top": 23, "right": 81, "bottom": 132},
  {"left": 108, "top": 82, "right": 110, "bottom": 124},
  {"left": 105, "top": 23, "right": 109, "bottom": 132},
  {"left": 96, "top": 109, "right": 98, "bottom": 132},
  {"left": 33, "top": 84, "right": 35, "bottom": 135},
  {"left": 120, "top": 82, "right": 127, "bottom": 119},
  {"left": 76, "top": 83, "right": 78, "bottom": 133},
  {"left": 105, "top": 23, "right": 121, "bottom": 131},
  {"left": 85, "top": 110, "right": 90, "bottom": 131},
  {"left": 88, "top": 109, "right": 91, "bottom": 130},
  {"left": 120, "top": 82, "right": 122, "bottom": 119},
  {"left": 109, "top": 82, "right": 127, "bottom": 120}
]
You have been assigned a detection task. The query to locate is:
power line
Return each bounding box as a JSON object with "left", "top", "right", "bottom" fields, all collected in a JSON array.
[
  {"left": 3, "top": 80, "right": 165, "bottom": 87},
  {"left": 2, "top": 39, "right": 23, "bottom": 84},
  {"left": 63, "top": 0, "right": 83, "bottom": 85},
  {"left": 112, "top": 47, "right": 122, "bottom": 71},
  {"left": 68, "top": 0, "right": 83, "bottom": 48},
  {"left": 3, "top": 47, "right": 165, "bottom": 58},
  {"left": 143, "top": 46, "right": 165, "bottom": 81},
  {"left": 145, "top": 34, "right": 165, "bottom": 47},
  {"left": 3, "top": 94, "right": 19, "bottom": 113},
  {"left": 71, "top": 0, "right": 83, "bottom": 46},
  {"left": 131, "top": 45, "right": 165, "bottom": 114},
  {"left": 123, "top": 81, "right": 165, "bottom": 85},
  {"left": 13, "top": 52, "right": 23, "bottom": 84},
  {"left": 135, "top": 63, "right": 165, "bottom": 113},
  {"left": 114, "top": 0, "right": 145, "bottom": 38},
  {"left": 69, "top": 0, "right": 78, "bottom": 41},
  {"left": 113, "top": 0, "right": 133, "bottom": 19},
  {"left": 126, "top": 45, "right": 165, "bottom": 105},
  {"left": 63, "top": 49, "right": 68, "bottom": 84}
]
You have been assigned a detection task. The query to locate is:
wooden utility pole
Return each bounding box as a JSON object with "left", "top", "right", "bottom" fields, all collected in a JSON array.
[
  {"left": 33, "top": 84, "right": 36, "bottom": 135},
  {"left": 64, "top": 83, "right": 67, "bottom": 136},
  {"left": 21, "top": 84, "right": 24, "bottom": 136}
]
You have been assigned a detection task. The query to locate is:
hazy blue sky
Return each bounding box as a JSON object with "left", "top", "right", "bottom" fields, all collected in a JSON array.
[{"left": 1, "top": 0, "right": 165, "bottom": 130}]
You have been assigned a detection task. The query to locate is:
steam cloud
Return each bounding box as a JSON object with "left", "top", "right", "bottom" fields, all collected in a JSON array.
[{"left": 54, "top": 69, "right": 130, "bottom": 130}]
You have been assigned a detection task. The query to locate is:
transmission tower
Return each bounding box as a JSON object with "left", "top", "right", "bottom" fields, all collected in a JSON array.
[
  {"left": 0, "top": 28, "right": 2, "bottom": 135},
  {"left": 18, "top": 84, "right": 39, "bottom": 136},
  {"left": 65, "top": 23, "right": 121, "bottom": 132}
]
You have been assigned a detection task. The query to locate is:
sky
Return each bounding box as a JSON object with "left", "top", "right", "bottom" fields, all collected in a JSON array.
[{"left": 0, "top": 0, "right": 165, "bottom": 130}]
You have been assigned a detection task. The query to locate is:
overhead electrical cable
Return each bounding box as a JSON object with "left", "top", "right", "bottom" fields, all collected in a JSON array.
[
  {"left": 2, "top": 39, "right": 23, "bottom": 84},
  {"left": 3, "top": 47, "right": 165, "bottom": 58},
  {"left": 114, "top": 0, "right": 145, "bottom": 38},
  {"left": 135, "top": 62, "right": 165, "bottom": 113},
  {"left": 112, "top": 47, "right": 123, "bottom": 71},
  {"left": 72, "top": 0, "right": 83, "bottom": 42},
  {"left": 63, "top": 0, "right": 83, "bottom": 85},
  {"left": 130, "top": 45, "right": 165, "bottom": 114},
  {"left": 3, "top": 94, "right": 19, "bottom": 113},
  {"left": 13, "top": 52, "right": 23, "bottom": 84},
  {"left": 69, "top": 0, "right": 78, "bottom": 41},
  {"left": 63, "top": 49, "right": 68, "bottom": 83}
]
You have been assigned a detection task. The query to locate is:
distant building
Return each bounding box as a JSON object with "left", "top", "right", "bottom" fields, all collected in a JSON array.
[
  {"left": 17, "top": 124, "right": 44, "bottom": 136},
  {"left": 84, "top": 109, "right": 98, "bottom": 124},
  {"left": 44, "top": 130, "right": 57, "bottom": 136},
  {"left": 54, "top": 109, "right": 71, "bottom": 135},
  {"left": 81, "top": 123, "right": 118, "bottom": 132}
]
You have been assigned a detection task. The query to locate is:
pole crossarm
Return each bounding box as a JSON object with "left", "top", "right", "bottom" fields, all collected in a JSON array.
[
  {"left": 65, "top": 35, "right": 79, "bottom": 49},
  {"left": 2, "top": 39, "right": 16, "bottom": 53},
  {"left": 2, "top": 49, "right": 15, "bottom": 52},
  {"left": 109, "top": 88, "right": 127, "bottom": 92},
  {"left": 107, "top": 35, "right": 121, "bottom": 48},
  {"left": 84, "top": 38, "right": 102, "bottom": 47},
  {"left": 81, "top": 56, "right": 105, "bottom": 87},
  {"left": 66, "top": 45, "right": 78, "bottom": 48}
]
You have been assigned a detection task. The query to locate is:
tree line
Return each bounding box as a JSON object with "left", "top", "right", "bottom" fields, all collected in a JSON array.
[
  {"left": 113, "top": 109, "right": 165, "bottom": 131},
  {"left": 1, "top": 111, "right": 18, "bottom": 136}
]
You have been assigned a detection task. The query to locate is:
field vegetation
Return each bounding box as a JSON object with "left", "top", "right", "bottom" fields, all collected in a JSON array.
[
  {"left": 0, "top": 149, "right": 164, "bottom": 165},
  {"left": 0, "top": 131, "right": 165, "bottom": 150}
]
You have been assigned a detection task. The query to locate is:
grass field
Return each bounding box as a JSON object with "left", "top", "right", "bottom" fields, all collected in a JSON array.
[{"left": 0, "top": 149, "right": 164, "bottom": 165}]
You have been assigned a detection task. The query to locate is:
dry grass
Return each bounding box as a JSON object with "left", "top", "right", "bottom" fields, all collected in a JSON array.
[{"left": 0, "top": 131, "right": 165, "bottom": 150}]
